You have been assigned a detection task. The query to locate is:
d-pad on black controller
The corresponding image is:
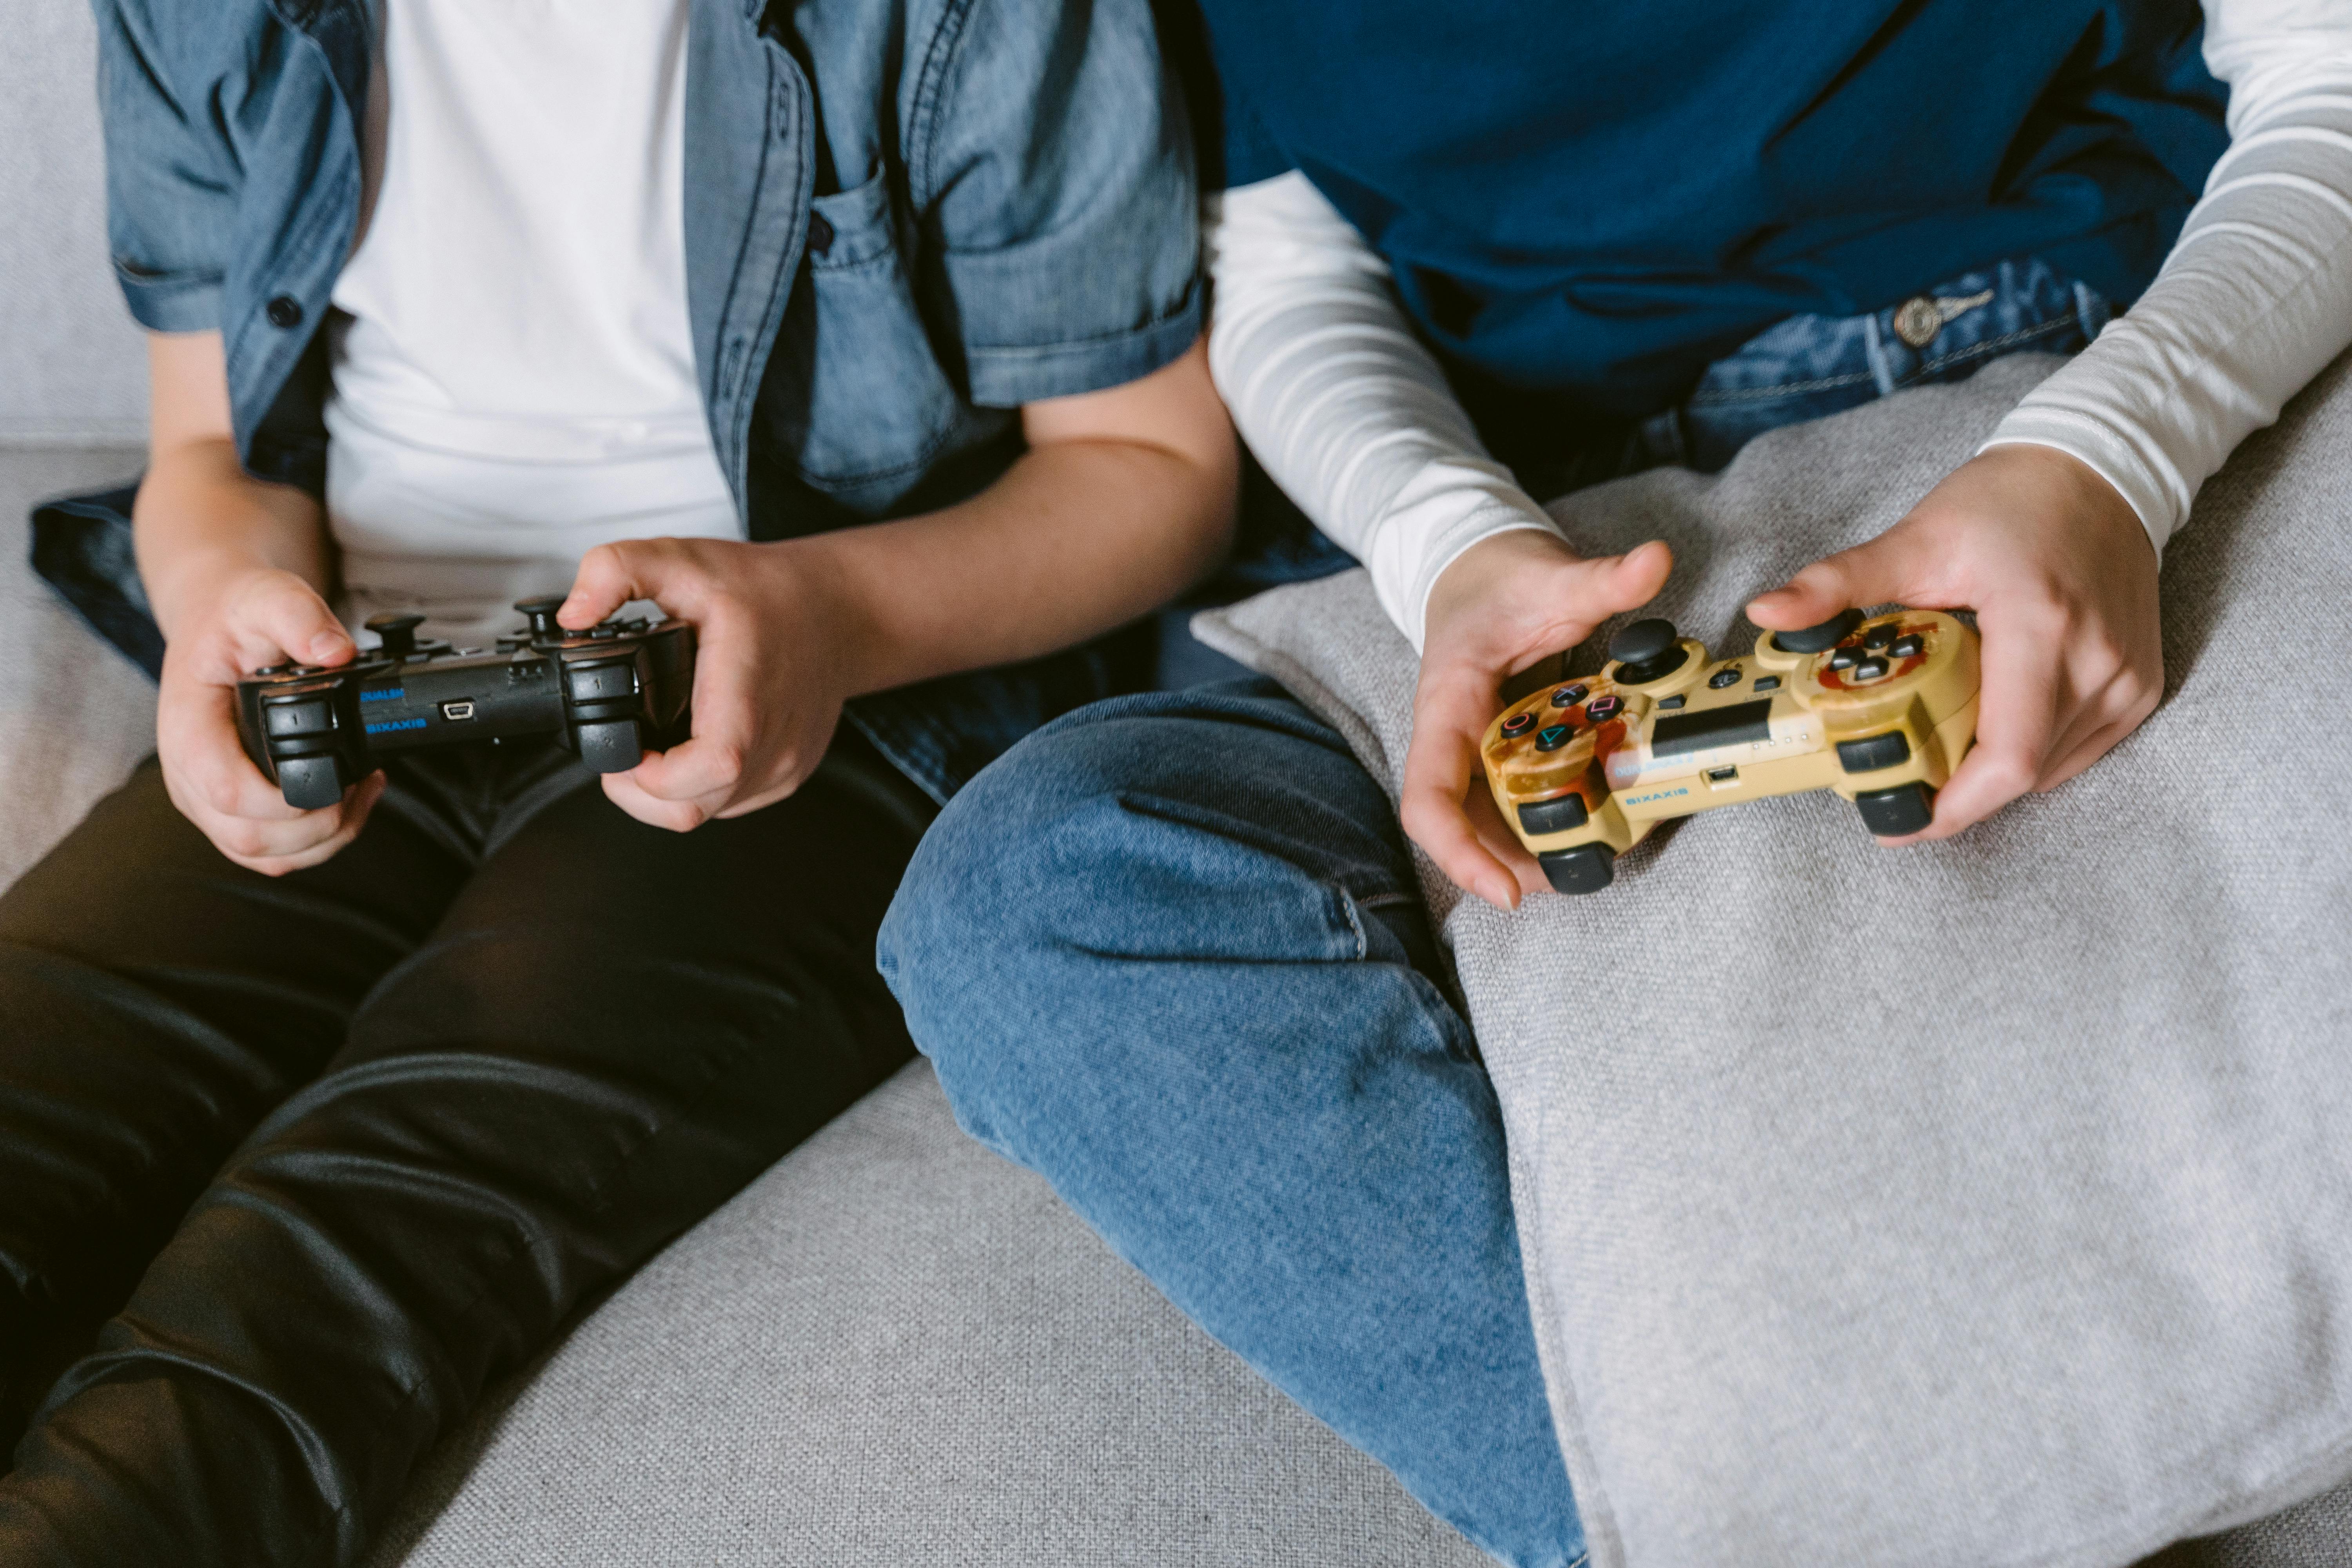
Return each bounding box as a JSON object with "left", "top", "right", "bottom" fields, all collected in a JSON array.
[{"left": 235, "top": 597, "right": 697, "bottom": 808}]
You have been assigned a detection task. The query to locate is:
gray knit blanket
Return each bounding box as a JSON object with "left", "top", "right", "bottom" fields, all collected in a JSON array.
[{"left": 1195, "top": 352, "right": 2352, "bottom": 1568}]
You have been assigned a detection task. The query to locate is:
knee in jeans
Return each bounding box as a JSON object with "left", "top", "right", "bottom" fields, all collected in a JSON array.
[
  {"left": 877, "top": 717, "right": 1173, "bottom": 1154},
  {"left": 880, "top": 690, "right": 1401, "bottom": 1156}
]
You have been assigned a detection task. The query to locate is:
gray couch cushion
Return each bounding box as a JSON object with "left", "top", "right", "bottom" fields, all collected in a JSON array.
[
  {"left": 0, "top": 447, "right": 155, "bottom": 886},
  {"left": 1195, "top": 352, "right": 2352, "bottom": 1568},
  {"left": 0, "top": 5, "right": 148, "bottom": 443},
  {"left": 370, "top": 1061, "right": 1488, "bottom": 1568}
]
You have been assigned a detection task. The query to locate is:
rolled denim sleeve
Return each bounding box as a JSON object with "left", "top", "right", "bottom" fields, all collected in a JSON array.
[
  {"left": 914, "top": 0, "right": 1202, "bottom": 407},
  {"left": 89, "top": 0, "right": 239, "bottom": 333}
]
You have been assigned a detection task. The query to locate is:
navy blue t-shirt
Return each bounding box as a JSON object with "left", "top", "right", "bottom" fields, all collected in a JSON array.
[{"left": 1191, "top": 0, "right": 2228, "bottom": 432}]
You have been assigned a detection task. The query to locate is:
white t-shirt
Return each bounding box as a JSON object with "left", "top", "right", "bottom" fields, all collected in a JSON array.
[{"left": 325, "top": 0, "right": 741, "bottom": 649}]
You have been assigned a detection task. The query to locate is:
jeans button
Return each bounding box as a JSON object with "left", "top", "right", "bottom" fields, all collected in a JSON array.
[
  {"left": 807, "top": 211, "right": 835, "bottom": 258},
  {"left": 265, "top": 294, "right": 305, "bottom": 329},
  {"left": 1891, "top": 296, "right": 1941, "bottom": 348}
]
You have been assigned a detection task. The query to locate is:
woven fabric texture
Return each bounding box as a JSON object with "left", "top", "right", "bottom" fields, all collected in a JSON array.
[
  {"left": 0, "top": 448, "right": 155, "bottom": 884},
  {"left": 369, "top": 1061, "right": 1489, "bottom": 1567},
  {"left": 1195, "top": 351, "right": 2352, "bottom": 1568},
  {"left": 0, "top": 5, "right": 149, "bottom": 443}
]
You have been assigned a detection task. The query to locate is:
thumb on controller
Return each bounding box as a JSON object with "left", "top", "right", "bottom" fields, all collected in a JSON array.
[
  {"left": 561, "top": 539, "right": 693, "bottom": 632},
  {"left": 1745, "top": 534, "right": 1914, "bottom": 631},
  {"left": 243, "top": 573, "right": 353, "bottom": 667}
]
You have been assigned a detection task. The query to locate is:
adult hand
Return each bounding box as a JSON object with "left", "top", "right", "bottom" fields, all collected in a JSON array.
[
  {"left": 1746, "top": 442, "right": 2161, "bottom": 842},
  {"left": 1401, "top": 528, "right": 1673, "bottom": 910},
  {"left": 559, "top": 537, "right": 865, "bottom": 831},
  {"left": 155, "top": 566, "right": 383, "bottom": 874}
]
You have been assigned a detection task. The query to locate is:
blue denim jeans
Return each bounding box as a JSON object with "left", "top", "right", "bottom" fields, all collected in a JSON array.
[
  {"left": 880, "top": 261, "right": 2102, "bottom": 1567},
  {"left": 877, "top": 685, "right": 1579, "bottom": 1564}
]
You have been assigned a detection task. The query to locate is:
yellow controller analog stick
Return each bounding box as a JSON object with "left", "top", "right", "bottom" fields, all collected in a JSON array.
[{"left": 1479, "top": 607, "right": 1981, "bottom": 895}]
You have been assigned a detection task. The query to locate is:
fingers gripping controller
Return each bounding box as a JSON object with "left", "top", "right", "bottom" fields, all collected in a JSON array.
[
  {"left": 1478, "top": 608, "right": 1980, "bottom": 894},
  {"left": 236, "top": 598, "right": 698, "bottom": 807}
]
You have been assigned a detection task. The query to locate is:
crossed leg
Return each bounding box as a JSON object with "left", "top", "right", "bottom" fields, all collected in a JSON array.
[{"left": 878, "top": 680, "right": 1584, "bottom": 1568}]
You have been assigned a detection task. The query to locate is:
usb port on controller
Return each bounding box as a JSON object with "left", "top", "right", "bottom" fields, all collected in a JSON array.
[
  {"left": 441, "top": 701, "right": 477, "bottom": 722},
  {"left": 1704, "top": 766, "right": 1739, "bottom": 787}
]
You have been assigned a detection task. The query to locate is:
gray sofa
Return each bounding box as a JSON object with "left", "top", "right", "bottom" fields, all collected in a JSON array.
[{"left": 4, "top": 9, "right": 2345, "bottom": 1566}]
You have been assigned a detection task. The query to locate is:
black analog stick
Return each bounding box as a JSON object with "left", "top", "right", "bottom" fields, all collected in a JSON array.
[
  {"left": 514, "top": 596, "right": 568, "bottom": 641},
  {"left": 1608, "top": 618, "right": 1677, "bottom": 664},
  {"left": 364, "top": 611, "right": 426, "bottom": 659},
  {"left": 1608, "top": 617, "right": 1688, "bottom": 684},
  {"left": 1770, "top": 608, "right": 1864, "bottom": 655}
]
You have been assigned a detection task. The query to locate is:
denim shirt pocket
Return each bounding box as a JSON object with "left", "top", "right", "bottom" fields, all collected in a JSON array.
[{"left": 789, "top": 169, "right": 967, "bottom": 494}]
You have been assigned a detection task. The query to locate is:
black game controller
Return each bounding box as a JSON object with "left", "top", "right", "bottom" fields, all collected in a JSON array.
[{"left": 236, "top": 597, "right": 696, "bottom": 808}]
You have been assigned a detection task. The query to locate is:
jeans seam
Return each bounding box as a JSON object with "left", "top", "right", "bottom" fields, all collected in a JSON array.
[
  {"left": 1904, "top": 314, "right": 2076, "bottom": 380},
  {"left": 1684, "top": 365, "right": 1878, "bottom": 405},
  {"left": 1334, "top": 886, "right": 1370, "bottom": 961}
]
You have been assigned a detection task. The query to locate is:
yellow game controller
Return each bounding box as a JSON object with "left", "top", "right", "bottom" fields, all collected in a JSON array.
[{"left": 1480, "top": 608, "right": 1980, "bottom": 894}]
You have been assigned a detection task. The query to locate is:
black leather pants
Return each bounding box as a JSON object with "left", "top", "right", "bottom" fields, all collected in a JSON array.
[{"left": 0, "top": 731, "right": 934, "bottom": 1566}]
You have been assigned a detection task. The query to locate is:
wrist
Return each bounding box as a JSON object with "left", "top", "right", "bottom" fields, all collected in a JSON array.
[
  {"left": 1977, "top": 434, "right": 2162, "bottom": 563},
  {"left": 1421, "top": 525, "right": 1588, "bottom": 655},
  {"left": 1397, "top": 502, "right": 1565, "bottom": 652},
  {"left": 134, "top": 461, "right": 332, "bottom": 644},
  {"left": 147, "top": 557, "right": 287, "bottom": 651},
  {"left": 763, "top": 535, "right": 894, "bottom": 699}
]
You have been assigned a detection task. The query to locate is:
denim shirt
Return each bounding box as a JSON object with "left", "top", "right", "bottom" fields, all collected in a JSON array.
[{"left": 42, "top": 0, "right": 1202, "bottom": 802}]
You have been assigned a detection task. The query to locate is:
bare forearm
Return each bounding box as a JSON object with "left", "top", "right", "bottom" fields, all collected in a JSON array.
[
  {"left": 134, "top": 331, "right": 330, "bottom": 643},
  {"left": 554, "top": 339, "right": 1237, "bottom": 831},
  {"left": 135, "top": 438, "right": 329, "bottom": 641},
  {"left": 801, "top": 435, "right": 1234, "bottom": 696}
]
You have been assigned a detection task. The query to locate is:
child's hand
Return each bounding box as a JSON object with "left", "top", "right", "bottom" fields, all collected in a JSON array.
[
  {"left": 560, "top": 537, "right": 866, "bottom": 831},
  {"left": 1402, "top": 529, "right": 1673, "bottom": 909},
  {"left": 155, "top": 566, "right": 384, "bottom": 874},
  {"left": 1747, "top": 443, "right": 2161, "bottom": 842}
]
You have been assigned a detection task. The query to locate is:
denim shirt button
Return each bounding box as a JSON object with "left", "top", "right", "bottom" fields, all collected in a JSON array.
[
  {"left": 807, "top": 211, "right": 835, "bottom": 258},
  {"left": 265, "top": 295, "right": 305, "bottom": 329}
]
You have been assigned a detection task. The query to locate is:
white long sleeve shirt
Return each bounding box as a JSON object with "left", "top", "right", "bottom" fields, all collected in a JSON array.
[{"left": 1206, "top": 0, "right": 2352, "bottom": 650}]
